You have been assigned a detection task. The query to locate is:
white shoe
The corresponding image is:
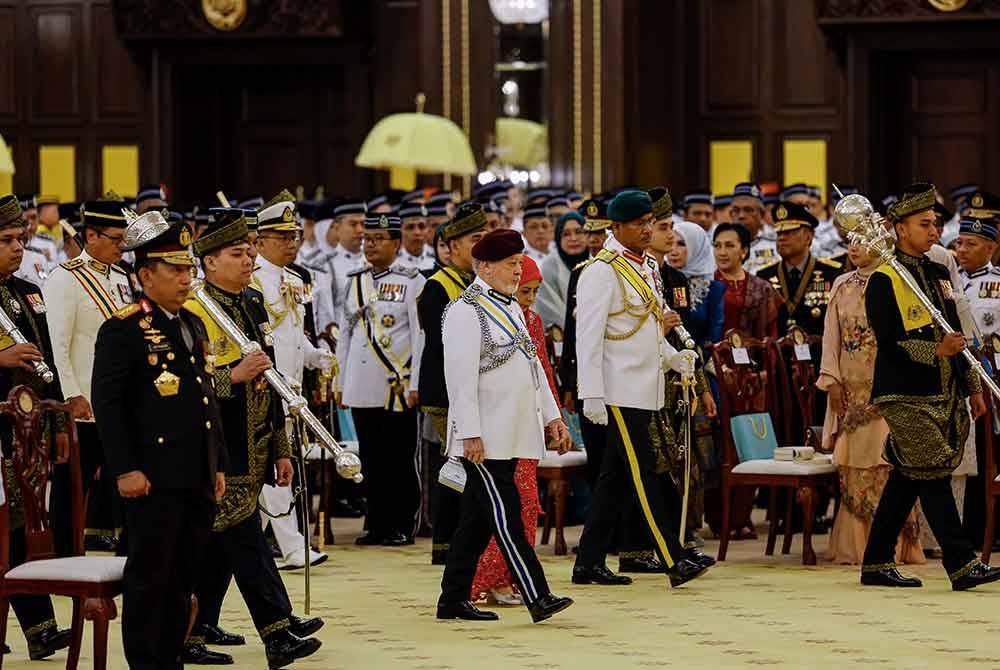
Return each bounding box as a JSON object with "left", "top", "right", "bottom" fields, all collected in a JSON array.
[
  {"left": 278, "top": 548, "right": 329, "bottom": 571},
  {"left": 487, "top": 589, "right": 523, "bottom": 606}
]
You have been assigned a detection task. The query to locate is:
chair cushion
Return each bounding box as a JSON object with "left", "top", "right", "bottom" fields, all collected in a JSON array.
[
  {"left": 6, "top": 556, "right": 125, "bottom": 583},
  {"left": 303, "top": 441, "right": 359, "bottom": 461},
  {"left": 731, "top": 458, "right": 836, "bottom": 477},
  {"left": 538, "top": 450, "right": 587, "bottom": 468}
]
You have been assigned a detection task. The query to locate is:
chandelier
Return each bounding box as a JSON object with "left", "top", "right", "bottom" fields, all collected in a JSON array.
[{"left": 489, "top": 0, "right": 548, "bottom": 24}]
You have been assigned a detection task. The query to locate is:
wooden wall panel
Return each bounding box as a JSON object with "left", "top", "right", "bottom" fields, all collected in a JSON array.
[
  {"left": 0, "top": 7, "right": 16, "bottom": 119},
  {"left": 774, "top": 1, "right": 837, "bottom": 111},
  {"left": 701, "top": 0, "right": 759, "bottom": 114},
  {"left": 911, "top": 135, "right": 983, "bottom": 188},
  {"left": 94, "top": 4, "right": 141, "bottom": 119},
  {"left": 30, "top": 5, "right": 82, "bottom": 119}
]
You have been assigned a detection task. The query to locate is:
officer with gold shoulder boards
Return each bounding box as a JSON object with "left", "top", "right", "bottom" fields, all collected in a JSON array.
[
  {"left": 418, "top": 203, "right": 487, "bottom": 564},
  {"left": 757, "top": 201, "right": 842, "bottom": 337},
  {"left": 337, "top": 213, "right": 426, "bottom": 546},
  {"left": 91, "top": 211, "right": 228, "bottom": 669},
  {"left": 183, "top": 209, "right": 322, "bottom": 668},
  {"left": 955, "top": 214, "right": 1000, "bottom": 340},
  {"left": 43, "top": 198, "right": 134, "bottom": 555},
  {"left": 572, "top": 190, "right": 708, "bottom": 588},
  {"left": 0, "top": 195, "right": 73, "bottom": 661},
  {"left": 253, "top": 191, "right": 332, "bottom": 570}
]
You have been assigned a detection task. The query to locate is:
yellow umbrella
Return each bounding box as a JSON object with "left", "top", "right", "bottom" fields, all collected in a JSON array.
[
  {"left": 355, "top": 94, "right": 477, "bottom": 181},
  {"left": 0, "top": 133, "right": 14, "bottom": 175},
  {"left": 495, "top": 118, "right": 547, "bottom": 167}
]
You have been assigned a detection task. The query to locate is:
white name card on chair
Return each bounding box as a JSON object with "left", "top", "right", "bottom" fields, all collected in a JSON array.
[
  {"left": 794, "top": 344, "right": 811, "bottom": 361},
  {"left": 733, "top": 347, "right": 751, "bottom": 365}
]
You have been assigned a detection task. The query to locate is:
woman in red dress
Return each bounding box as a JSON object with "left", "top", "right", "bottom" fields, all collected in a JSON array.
[{"left": 470, "top": 255, "right": 561, "bottom": 605}]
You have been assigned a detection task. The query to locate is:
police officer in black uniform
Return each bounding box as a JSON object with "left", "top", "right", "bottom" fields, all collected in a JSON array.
[
  {"left": 182, "top": 209, "right": 323, "bottom": 667},
  {"left": 757, "top": 202, "right": 842, "bottom": 337},
  {"left": 92, "top": 211, "right": 228, "bottom": 670},
  {"left": 0, "top": 195, "right": 72, "bottom": 661}
]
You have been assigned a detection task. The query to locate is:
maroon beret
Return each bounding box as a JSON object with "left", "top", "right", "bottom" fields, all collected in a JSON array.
[{"left": 471, "top": 228, "right": 525, "bottom": 261}]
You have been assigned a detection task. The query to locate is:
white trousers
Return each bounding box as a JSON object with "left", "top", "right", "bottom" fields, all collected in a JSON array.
[{"left": 260, "top": 483, "right": 307, "bottom": 559}]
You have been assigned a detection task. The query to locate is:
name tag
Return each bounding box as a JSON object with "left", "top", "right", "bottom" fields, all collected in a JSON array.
[
  {"left": 733, "top": 347, "right": 751, "bottom": 365},
  {"left": 794, "top": 343, "right": 811, "bottom": 361}
]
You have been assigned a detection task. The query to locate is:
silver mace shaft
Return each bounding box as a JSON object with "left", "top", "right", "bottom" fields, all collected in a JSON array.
[
  {"left": 290, "top": 384, "right": 311, "bottom": 615},
  {"left": 678, "top": 375, "right": 696, "bottom": 544}
]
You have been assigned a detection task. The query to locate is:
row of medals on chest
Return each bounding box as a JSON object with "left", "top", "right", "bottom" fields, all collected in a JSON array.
[{"left": 768, "top": 270, "right": 831, "bottom": 319}]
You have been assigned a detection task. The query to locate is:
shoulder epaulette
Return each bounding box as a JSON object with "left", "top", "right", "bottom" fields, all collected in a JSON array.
[
  {"left": 347, "top": 264, "right": 372, "bottom": 278},
  {"left": 758, "top": 260, "right": 780, "bottom": 271},
  {"left": 572, "top": 258, "right": 594, "bottom": 272},
  {"left": 114, "top": 303, "right": 141, "bottom": 320},
  {"left": 594, "top": 249, "right": 618, "bottom": 264},
  {"left": 61, "top": 257, "right": 86, "bottom": 270},
  {"left": 817, "top": 257, "right": 842, "bottom": 269},
  {"left": 110, "top": 263, "right": 128, "bottom": 275},
  {"left": 390, "top": 265, "right": 419, "bottom": 279}
]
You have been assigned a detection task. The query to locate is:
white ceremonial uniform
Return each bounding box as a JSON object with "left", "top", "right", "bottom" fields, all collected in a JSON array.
[
  {"left": 926, "top": 244, "right": 978, "bottom": 338},
  {"left": 253, "top": 253, "right": 332, "bottom": 562},
  {"left": 336, "top": 263, "right": 425, "bottom": 408},
  {"left": 396, "top": 248, "right": 436, "bottom": 273},
  {"left": 42, "top": 250, "right": 134, "bottom": 404},
  {"left": 28, "top": 233, "right": 64, "bottom": 270},
  {"left": 297, "top": 252, "right": 338, "bottom": 337},
  {"left": 443, "top": 277, "right": 560, "bottom": 459},
  {"left": 331, "top": 244, "right": 366, "bottom": 327},
  {"left": 16, "top": 248, "right": 51, "bottom": 286},
  {"left": 576, "top": 235, "right": 682, "bottom": 410},
  {"left": 745, "top": 232, "right": 778, "bottom": 275},
  {"left": 960, "top": 263, "right": 1000, "bottom": 340}
]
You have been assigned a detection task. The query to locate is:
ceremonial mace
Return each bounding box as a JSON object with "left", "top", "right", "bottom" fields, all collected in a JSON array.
[
  {"left": 0, "top": 305, "right": 54, "bottom": 383},
  {"left": 676, "top": 369, "right": 696, "bottom": 544},
  {"left": 832, "top": 187, "right": 1000, "bottom": 403}
]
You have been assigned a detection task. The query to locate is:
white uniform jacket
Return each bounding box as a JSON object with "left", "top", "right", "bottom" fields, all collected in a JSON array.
[
  {"left": 42, "top": 250, "right": 134, "bottom": 403},
  {"left": 960, "top": 263, "right": 1000, "bottom": 340},
  {"left": 336, "top": 262, "right": 425, "bottom": 409},
  {"left": 575, "top": 235, "right": 681, "bottom": 411},
  {"left": 253, "top": 255, "right": 328, "bottom": 385},
  {"left": 396, "top": 248, "right": 436, "bottom": 273},
  {"left": 330, "top": 244, "right": 366, "bottom": 327},
  {"left": 443, "top": 277, "right": 560, "bottom": 460}
]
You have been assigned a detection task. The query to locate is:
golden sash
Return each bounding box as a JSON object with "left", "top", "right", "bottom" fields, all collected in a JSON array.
[{"left": 871, "top": 263, "right": 932, "bottom": 332}]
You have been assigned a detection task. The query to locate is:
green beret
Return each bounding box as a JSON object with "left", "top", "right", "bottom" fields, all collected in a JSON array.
[{"left": 607, "top": 189, "right": 652, "bottom": 223}]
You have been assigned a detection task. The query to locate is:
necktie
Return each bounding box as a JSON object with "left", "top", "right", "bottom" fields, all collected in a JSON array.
[{"left": 788, "top": 267, "right": 802, "bottom": 295}]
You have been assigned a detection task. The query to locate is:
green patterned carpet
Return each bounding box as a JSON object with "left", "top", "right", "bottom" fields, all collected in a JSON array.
[{"left": 4, "top": 516, "right": 999, "bottom": 669}]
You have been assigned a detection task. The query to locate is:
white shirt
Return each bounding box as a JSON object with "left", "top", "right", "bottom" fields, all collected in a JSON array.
[
  {"left": 42, "top": 250, "right": 134, "bottom": 403},
  {"left": 330, "top": 244, "right": 366, "bottom": 327},
  {"left": 576, "top": 235, "right": 680, "bottom": 410},
  {"left": 296, "top": 252, "right": 338, "bottom": 336},
  {"left": 745, "top": 233, "right": 778, "bottom": 275},
  {"left": 396, "top": 247, "right": 436, "bottom": 273},
  {"left": 253, "top": 255, "right": 328, "bottom": 385},
  {"left": 16, "top": 249, "right": 51, "bottom": 287},
  {"left": 443, "top": 277, "right": 560, "bottom": 460},
  {"left": 336, "top": 263, "right": 425, "bottom": 408}
]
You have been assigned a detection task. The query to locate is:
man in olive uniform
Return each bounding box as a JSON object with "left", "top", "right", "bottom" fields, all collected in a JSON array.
[
  {"left": 0, "top": 195, "right": 71, "bottom": 661},
  {"left": 417, "top": 203, "right": 487, "bottom": 564},
  {"left": 183, "top": 209, "right": 323, "bottom": 667},
  {"left": 757, "top": 202, "right": 842, "bottom": 337},
  {"left": 861, "top": 183, "right": 1000, "bottom": 591},
  {"left": 92, "top": 211, "right": 228, "bottom": 669}
]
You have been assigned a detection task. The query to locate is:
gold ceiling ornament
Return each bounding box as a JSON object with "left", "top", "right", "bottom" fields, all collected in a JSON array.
[
  {"left": 927, "top": 0, "right": 968, "bottom": 11},
  {"left": 202, "top": 0, "right": 247, "bottom": 31}
]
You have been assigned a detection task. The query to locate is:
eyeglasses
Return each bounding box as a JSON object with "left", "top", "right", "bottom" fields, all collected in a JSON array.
[
  {"left": 258, "top": 233, "right": 301, "bottom": 245},
  {"left": 96, "top": 230, "right": 125, "bottom": 243},
  {"left": 363, "top": 235, "right": 395, "bottom": 245}
]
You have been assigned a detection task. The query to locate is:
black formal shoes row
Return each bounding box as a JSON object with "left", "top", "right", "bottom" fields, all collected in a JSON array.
[
  {"left": 436, "top": 594, "right": 575, "bottom": 624},
  {"left": 574, "top": 553, "right": 711, "bottom": 588},
  {"left": 860, "top": 561, "right": 1000, "bottom": 591},
  {"left": 182, "top": 615, "right": 324, "bottom": 668}
]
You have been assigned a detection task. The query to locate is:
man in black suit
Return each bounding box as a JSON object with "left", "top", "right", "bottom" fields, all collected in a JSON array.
[
  {"left": 92, "top": 211, "right": 228, "bottom": 670},
  {"left": 0, "top": 195, "right": 72, "bottom": 661}
]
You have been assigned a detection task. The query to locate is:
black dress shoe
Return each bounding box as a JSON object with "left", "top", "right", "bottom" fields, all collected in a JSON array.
[
  {"left": 182, "top": 643, "right": 234, "bottom": 665},
  {"left": 952, "top": 561, "right": 1000, "bottom": 591},
  {"left": 1, "top": 642, "right": 9, "bottom": 654},
  {"left": 265, "top": 630, "right": 322, "bottom": 669},
  {"left": 528, "top": 594, "right": 574, "bottom": 623},
  {"left": 860, "top": 567, "right": 922, "bottom": 588},
  {"left": 199, "top": 623, "right": 245, "bottom": 646},
  {"left": 618, "top": 556, "right": 665, "bottom": 573},
  {"left": 288, "top": 615, "right": 324, "bottom": 638},
  {"left": 436, "top": 600, "right": 499, "bottom": 621},
  {"left": 571, "top": 565, "right": 633, "bottom": 585},
  {"left": 667, "top": 558, "right": 708, "bottom": 588},
  {"left": 84, "top": 534, "right": 118, "bottom": 552},
  {"left": 685, "top": 548, "right": 717, "bottom": 569},
  {"left": 27, "top": 627, "right": 71, "bottom": 661},
  {"left": 354, "top": 532, "right": 383, "bottom": 546},
  {"left": 382, "top": 531, "right": 414, "bottom": 547}
]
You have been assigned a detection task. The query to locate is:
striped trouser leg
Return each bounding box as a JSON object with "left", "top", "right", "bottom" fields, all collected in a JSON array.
[{"left": 607, "top": 406, "right": 686, "bottom": 569}]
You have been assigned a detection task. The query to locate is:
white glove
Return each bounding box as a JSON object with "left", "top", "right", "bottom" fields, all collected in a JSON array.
[
  {"left": 317, "top": 350, "right": 335, "bottom": 374},
  {"left": 667, "top": 349, "right": 697, "bottom": 378},
  {"left": 582, "top": 398, "right": 608, "bottom": 426}
]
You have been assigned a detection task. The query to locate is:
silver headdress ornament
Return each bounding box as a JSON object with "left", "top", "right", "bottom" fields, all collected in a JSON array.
[{"left": 122, "top": 209, "right": 169, "bottom": 251}]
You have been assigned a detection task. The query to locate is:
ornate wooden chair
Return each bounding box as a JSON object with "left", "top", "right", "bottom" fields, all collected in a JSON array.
[
  {"left": 714, "top": 330, "right": 837, "bottom": 565},
  {"left": 537, "top": 447, "right": 587, "bottom": 556},
  {"left": 0, "top": 386, "right": 124, "bottom": 670},
  {"left": 975, "top": 339, "right": 1000, "bottom": 562},
  {"left": 771, "top": 325, "right": 822, "bottom": 447}
]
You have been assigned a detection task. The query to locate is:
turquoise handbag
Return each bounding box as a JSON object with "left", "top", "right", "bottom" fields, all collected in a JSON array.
[
  {"left": 730, "top": 412, "right": 778, "bottom": 462},
  {"left": 562, "top": 409, "right": 585, "bottom": 450}
]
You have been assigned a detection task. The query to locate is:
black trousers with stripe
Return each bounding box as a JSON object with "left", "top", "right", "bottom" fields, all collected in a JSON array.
[
  {"left": 353, "top": 406, "right": 421, "bottom": 538},
  {"left": 439, "top": 458, "right": 550, "bottom": 607},
  {"left": 576, "top": 405, "right": 686, "bottom": 571}
]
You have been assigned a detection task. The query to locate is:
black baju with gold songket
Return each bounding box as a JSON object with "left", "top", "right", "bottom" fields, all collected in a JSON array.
[
  {"left": 185, "top": 282, "right": 296, "bottom": 643},
  {"left": 861, "top": 249, "right": 981, "bottom": 582}
]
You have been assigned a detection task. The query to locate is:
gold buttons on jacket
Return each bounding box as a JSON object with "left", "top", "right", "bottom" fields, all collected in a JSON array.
[
  {"left": 205, "top": 421, "right": 212, "bottom": 429},
  {"left": 202, "top": 397, "right": 209, "bottom": 405},
  {"left": 157, "top": 437, "right": 164, "bottom": 444},
  {"left": 196, "top": 377, "right": 202, "bottom": 384}
]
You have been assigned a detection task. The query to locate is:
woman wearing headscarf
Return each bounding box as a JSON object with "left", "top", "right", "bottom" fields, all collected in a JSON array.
[
  {"left": 668, "top": 220, "right": 725, "bottom": 346},
  {"left": 536, "top": 211, "right": 590, "bottom": 330}
]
